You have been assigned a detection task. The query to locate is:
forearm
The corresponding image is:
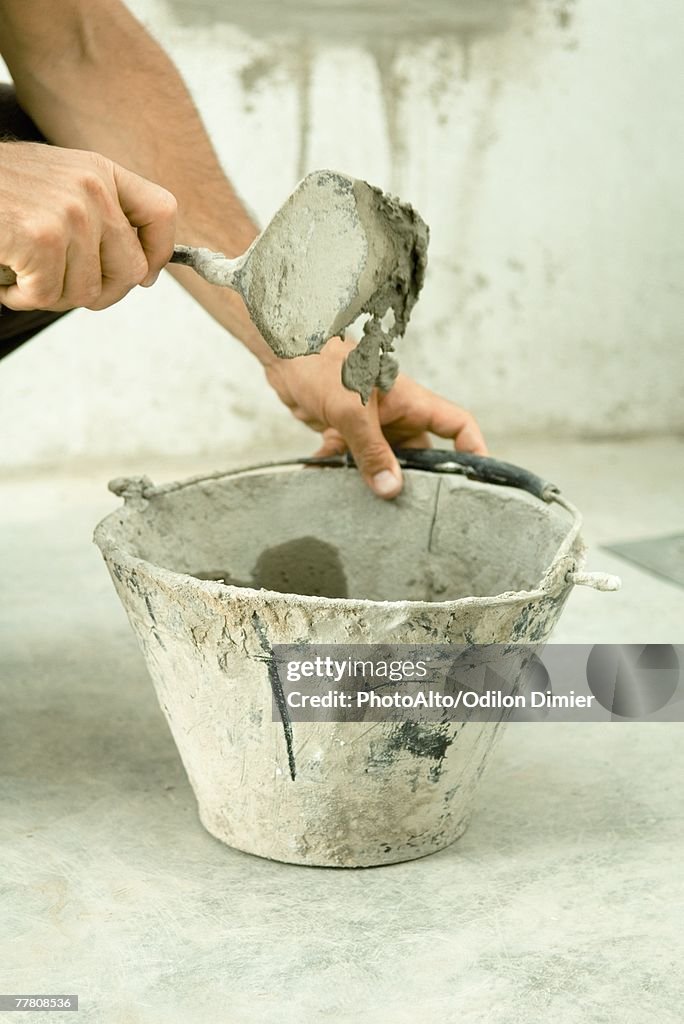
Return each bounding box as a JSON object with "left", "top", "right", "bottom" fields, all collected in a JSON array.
[{"left": 0, "top": 0, "right": 276, "bottom": 365}]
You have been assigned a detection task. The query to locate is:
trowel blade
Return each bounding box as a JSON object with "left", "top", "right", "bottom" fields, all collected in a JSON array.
[{"left": 235, "top": 169, "right": 371, "bottom": 358}]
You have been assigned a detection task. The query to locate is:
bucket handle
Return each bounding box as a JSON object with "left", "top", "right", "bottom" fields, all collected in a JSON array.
[
  {"left": 307, "top": 448, "right": 560, "bottom": 502},
  {"left": 108, "top": 449, "right": 557, "bottom": 505},
  {"left": 109, "top": 452, "right": 557, "bottom": 503},
  {"left": 391, "top": 448, "right": 560, "bottom": 501}
]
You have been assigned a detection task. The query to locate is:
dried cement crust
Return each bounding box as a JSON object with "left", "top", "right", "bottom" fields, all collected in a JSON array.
[{"left": 94, "top": 465, "right": 586, "bottom": 867}]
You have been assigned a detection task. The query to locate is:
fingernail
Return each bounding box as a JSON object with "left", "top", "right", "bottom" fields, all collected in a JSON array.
[
  {"left": 141, "top": 272, "right": 159, "bottom": 288},
  {"left": 372, "top": 469, "right": 400, "bottom": 496}
]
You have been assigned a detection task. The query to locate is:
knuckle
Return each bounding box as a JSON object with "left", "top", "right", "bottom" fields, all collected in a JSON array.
[
  {"left": 158, "top": 187, "right": 178, "bottom": 220},
  {"left": 63, "top": 199, "right": 89, "bottom": 230},
  {"left": 79, "top": 170, "right": 109, "bottom": 204},
  {"left": 356, "top": 440, "right": 390, "bottom": 471},
  {"left": 27, "top": 219, "right": 63, "bottom": 250}
]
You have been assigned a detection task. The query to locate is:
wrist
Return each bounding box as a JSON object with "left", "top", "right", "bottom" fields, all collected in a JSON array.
[{"left": 264, "top": 334, "right": 354, "bottom": 385}]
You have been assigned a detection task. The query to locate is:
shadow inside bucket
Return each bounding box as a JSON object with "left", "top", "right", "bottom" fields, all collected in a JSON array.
[{"left": 193, "top": 536, "right": 349, "bottom": 599}]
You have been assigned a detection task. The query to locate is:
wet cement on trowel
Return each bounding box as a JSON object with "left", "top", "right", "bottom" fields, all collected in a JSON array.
[
  {"left": 239, "top": 170, "right": 429, "bottom": 404},
  {"left": 178, "top": 170, "right": 428, "bottom": 403},
  {"left": 335, "top": 179, "right": 429, "bottom": 403}
]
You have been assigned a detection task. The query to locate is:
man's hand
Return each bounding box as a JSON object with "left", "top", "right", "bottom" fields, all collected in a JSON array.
[
  {"left": 0, "top": 142, "right": 176, "bottom": 311},
  {"left": 266, "top": 336, "right": 487, "bottom": 499},
  {"left": 0, "top": 1, "right": 485, "bottom": 494}
]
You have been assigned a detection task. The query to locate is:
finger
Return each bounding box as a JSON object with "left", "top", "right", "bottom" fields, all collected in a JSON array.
[
  {"left": 60, "top": 237, "right": 103, "bottom": 309},
  {"left": 332, "top": 394, "right": 403, "bottom": 499},
  {"left": 425, "top": 394, "right": 488, "bottom": 455},
  {"left": 89, "top": 221, "right": 149, "bottom": 310},
  {"left": 394, "top": 433, "right": 432, "bottom": 451},
  {"left": 0, "top": 251, "right": 67, "bottom": 311},
  {"left": 312, "top": 428, "right": 348, "bottom": 459},
  {"left": 113, "top": 164, "right": 177, "bottom": 286}
]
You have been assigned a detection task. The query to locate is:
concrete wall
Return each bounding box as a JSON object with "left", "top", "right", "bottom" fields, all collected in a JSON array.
[{"left": 2, "top": 0, "right": 682, "bottom": 468}]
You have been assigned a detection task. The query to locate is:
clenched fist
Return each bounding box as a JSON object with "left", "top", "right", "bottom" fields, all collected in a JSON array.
[{"left": 0, "top": 142, "right": 177, "bottom": 311}]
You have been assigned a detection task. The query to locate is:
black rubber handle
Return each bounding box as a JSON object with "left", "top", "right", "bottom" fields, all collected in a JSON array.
[
  {"left": 169, "top": 245, "right": 201, "bottom": 267},
  {"left": 391, "top": 448, "right": 559, "bottom": 501},
  {"left": 304, "top": 448, "right": 559, "bottom": 502}
]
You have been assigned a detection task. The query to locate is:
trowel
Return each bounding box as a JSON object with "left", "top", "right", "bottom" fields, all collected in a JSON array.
[{"left": 0, "top": 169, "right": 429, "bottom": 399}]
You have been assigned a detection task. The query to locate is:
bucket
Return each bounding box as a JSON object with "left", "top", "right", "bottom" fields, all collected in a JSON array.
[{"left": 94, "top": 450, "right": 618, "bottom": 867}]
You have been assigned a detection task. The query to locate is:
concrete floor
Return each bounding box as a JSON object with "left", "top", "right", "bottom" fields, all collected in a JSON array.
[{"left": 1, "top": 438, "right": 683, "bottom": 1023}]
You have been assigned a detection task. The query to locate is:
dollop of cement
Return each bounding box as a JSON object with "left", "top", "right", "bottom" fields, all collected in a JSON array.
[{"left": 336, "top": 180, "right": 429, "bottom": 403}]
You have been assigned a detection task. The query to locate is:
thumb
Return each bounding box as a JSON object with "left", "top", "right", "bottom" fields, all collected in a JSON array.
[
  {"left": 112, "top": 163, "right": 177, "bottom": 284},
  {"left": 335, "top": 395, "right": 403, "bottom": 499}
]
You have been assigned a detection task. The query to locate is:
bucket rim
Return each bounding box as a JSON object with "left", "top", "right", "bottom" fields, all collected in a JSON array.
[{"left": 93, "top": 459, "right": 586, "bottom": 611}]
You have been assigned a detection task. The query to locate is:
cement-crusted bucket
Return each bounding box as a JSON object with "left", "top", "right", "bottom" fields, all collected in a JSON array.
[{"left": 94, "top": 450, "right": 618, "bottom": 867}]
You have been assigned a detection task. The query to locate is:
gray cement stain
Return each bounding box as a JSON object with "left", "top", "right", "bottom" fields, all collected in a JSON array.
[
  {"left": 239, "top": 54, "right": 280, "bottom": 92},
  {"left": 164, "top": 0, "right": 526, "bottom": 42},
  {"left": 194, "top": 536, "right": 349, "bottom": 599},
  {"left": 164, "top": 0, "right": 528, "bottom": 177},
  {"left": 254, "top": 536, "right": 349, "bottom": 598}
]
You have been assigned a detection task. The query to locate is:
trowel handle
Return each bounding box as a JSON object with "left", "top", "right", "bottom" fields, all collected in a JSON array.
[
  {"left": 169, "top": 245, "right": 242, "bottom": 287},
  {"left": 0, "top": 246, "right": 239, "bottom": 289},
  {"left": 169, "top": 245, "right": 209, "bottom": 269}
]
